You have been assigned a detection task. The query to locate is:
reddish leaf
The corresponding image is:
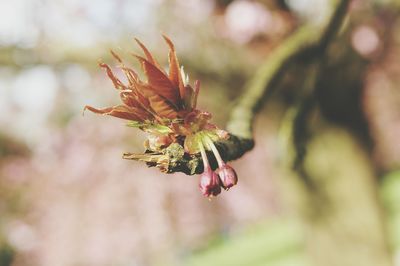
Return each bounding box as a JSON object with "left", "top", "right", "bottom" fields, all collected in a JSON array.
[
  {"left": 133, "top": 90, "right": 151, "bottom": 110},
  {"left": 119, "top": 91, "right": 141, "bottom": 108},
  {"left": 134, "top": 38, "right": 164, "bottom": 73},
  {"left": 99, "top": 63, "right": 126, "bottom": 90},
  {"left": 138, "top": 84, "right": 179, "bottom": 119},
  {"left": 120, "top": 91, "right": 158, "bottom": 120},
  {"left": 110, "top": 50, "right": 139, "bottom": 86},
  {"left": 84, "top": 105, "right": 149, "bottom": 121},
  {"left": 133, "top": 54, "right": 180, "bottom": 106},
  {"left": 162, "top": 35, "right": 185, "bottom": 100},
  {"left": 110, "top": 49, "right": 123, "bottom": 63},
  {"left": 193, "top": 80, "right": 200, "bottom": 109}
]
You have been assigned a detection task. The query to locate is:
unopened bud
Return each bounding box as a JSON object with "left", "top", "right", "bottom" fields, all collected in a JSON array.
[
  {"left": 199, "top": 166, "right": 221, "bottom": 197},
  {"left": 217, "top": 164, "right": 238, "bottom": 190}
]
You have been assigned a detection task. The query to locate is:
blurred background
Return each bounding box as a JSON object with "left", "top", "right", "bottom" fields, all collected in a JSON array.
[{"left": 0, "top": 0, "right": 400, "bottom": 265}]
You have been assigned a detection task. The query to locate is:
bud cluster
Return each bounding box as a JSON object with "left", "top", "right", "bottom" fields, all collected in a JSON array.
[
  {"left": 198, "top": 136, "right": 238, "bottom": 198},
  {"left": 84, "top": 35, "right": 239, "bottom": 199}
]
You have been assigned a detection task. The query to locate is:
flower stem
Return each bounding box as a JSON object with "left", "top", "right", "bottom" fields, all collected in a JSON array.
[
  {"left": 203, "top": 136, "right": 224, "bottom": 167},
  {"left": 199, "top": 141, "right": 209, "bottom": 169}
]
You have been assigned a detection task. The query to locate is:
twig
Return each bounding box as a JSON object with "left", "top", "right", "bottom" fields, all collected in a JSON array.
[{"left": 126, "top": 0, "right": 350, "bottom": 175}]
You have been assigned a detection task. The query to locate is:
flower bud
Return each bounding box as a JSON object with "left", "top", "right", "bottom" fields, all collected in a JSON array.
[
  {"left": 217, "top": 164, "right": 238, "bottom": 190},
  {"left": 199, "top": 167, "right": 221, "bottom": 197}
]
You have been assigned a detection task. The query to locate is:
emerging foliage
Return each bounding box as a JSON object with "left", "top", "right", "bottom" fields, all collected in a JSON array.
[{"left": 85, "top": 35, "right": 238, "bottom": 197}]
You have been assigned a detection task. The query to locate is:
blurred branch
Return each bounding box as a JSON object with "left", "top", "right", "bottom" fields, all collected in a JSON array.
[
  {"left": 137, "top": 0, "right": 350, "bottom": 175},
  {"left": 227, "top": 0, "right": 349, "bottom": 139},
  {"left": 318, "top": 0, "right": 349, "bottom": 52}
]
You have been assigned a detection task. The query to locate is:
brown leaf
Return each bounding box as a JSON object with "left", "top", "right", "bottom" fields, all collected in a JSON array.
[
  {"left": 120, "top": 91, "right": 157, "bottom": 120},
  {"left": 138, "top": 84, "right": 179, "bottom": 119},
  {"left": 134, "top": 38, "right": 164, "bottom": 73},
  {"left": 133, "top": 54, "right": 180, "bottom": 106},
  {"left": 99, "top": 63, "right": 126, "bottom": 90},
  {"left": 162, "top": 35, "right": 185, "bottom": 100},
  {"left": 110, "top": 49, "right": 123, "bottom": 63},
  {"left": 193, "top": 80, "right": 200, "bottom": 109},
  {"left": 110, "top": 50, "right": 139, "bottom": 86},
  {"left": 119, "top": 91, "right": 140, "bottom": 108},
  {"left": 84, "top": 105, "right": 149, "bottom": 121}
]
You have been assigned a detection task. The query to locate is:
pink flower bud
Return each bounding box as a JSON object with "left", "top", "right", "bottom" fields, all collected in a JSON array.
[
  {"left": 199, "top": 166, "right": 221, "bottom": 197},
  {"left": 217, "top": 164, "right": 238, "bottom": 190}
]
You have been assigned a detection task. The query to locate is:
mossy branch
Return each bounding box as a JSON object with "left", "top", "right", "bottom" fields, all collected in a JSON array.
[{"left": 124, "top": 0, "right": 350, "bottom": 175}]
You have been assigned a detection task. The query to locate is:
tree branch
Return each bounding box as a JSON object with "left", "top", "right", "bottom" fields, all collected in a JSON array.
[{"left": 125, "top": 0, "right": 350, "bottom": 175}]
